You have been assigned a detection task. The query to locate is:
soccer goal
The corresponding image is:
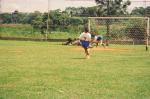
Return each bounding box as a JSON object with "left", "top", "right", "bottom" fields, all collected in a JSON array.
[{"left": 88, "top": 17, "right": 149, "bottom": 51}]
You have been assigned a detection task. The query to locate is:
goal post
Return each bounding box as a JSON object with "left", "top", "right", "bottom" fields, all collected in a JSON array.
[
  {"left": 88, "top": 17, "right": 149, "bottom": 51},
  {"left": 146, "top": 17, "right": 149, "bottom": 51}
]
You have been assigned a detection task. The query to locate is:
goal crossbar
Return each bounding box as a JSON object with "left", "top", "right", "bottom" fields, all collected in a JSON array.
[{"left": 88, "top": 17, "right": 149, "bottom": 19}]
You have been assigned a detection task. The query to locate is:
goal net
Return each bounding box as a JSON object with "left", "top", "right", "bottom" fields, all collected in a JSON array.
[{"left": 88, "top": 17, "right": 149, "bottom": 50}]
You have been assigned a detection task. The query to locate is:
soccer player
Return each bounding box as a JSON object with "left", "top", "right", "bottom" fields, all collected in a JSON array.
[
  {"left": 94, "top": 35, "right": 105, "bottom": 47},
  {"left": 90, "top": 32, "right": 105, "bottom": 48},
  {"left": 79, "top": 27, "right": 91, "bottom": 59}
]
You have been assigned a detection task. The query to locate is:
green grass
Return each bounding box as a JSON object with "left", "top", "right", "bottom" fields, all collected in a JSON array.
[
  {"left": 0, "top": 24, "right": 79, "bottom": 39},
  {"left": 0, "top": 24, "right": 37, "bottom": 38},
  {"left": 0, "top": 40, "right": 150, "bottom": 99},
  {"left": 48, "top": 31, "right": 79, "bottom": 39}
]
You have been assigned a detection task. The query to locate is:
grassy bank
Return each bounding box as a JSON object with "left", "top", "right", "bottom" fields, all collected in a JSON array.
[{"left": 0, "top": 24, "right": 79, "bottom": 39}]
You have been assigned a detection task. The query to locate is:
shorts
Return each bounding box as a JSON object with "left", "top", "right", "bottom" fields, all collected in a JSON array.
[{"left": 80, "top": 40, "right": 90, "bottom": 48}]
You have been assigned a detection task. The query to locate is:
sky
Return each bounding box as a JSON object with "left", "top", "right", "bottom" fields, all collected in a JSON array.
[{"left": 1, "top": 0, "right": 150, "bottom": 13}]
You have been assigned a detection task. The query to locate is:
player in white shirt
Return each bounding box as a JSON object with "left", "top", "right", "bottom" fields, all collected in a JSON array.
[{"left": 79, "top": 27, "right": 91, "bottom": 59}]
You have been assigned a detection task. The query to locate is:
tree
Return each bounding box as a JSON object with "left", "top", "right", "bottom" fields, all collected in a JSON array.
[
  {"left": 0, "top": 13, "right": 12, "bottom": 23},
  {"left": 65, "top": 7, "right": 78, "bottom": 17},
  {"left": 25, "top": 11, "right": 42, "bottom": 24},
  {"left": 145, "top": 6, "right": 150, "bottom": 17},
  {"left": 95, "top": 0, "right": 131, "bottom": 16},
  {"left": 131, "top": 7, "right": 145, "bottom": 16},
  {"left": 87, "top": 6, "right": 97, "bottom": 17},
  {"left": 131, "top": 6, "right": 150, "bottom": 17}
]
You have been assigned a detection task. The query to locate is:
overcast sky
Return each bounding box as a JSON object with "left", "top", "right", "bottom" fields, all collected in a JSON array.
[{"left": 1, "top": 0, "right": 150, "bottom": 13}]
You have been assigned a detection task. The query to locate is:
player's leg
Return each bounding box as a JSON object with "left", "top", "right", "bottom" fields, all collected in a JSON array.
[
  {"left": 81, "top": 40, "right": 90, "bottom": 59},
  {"left": 96, "top": 41, "right": 99, "bottom": 47},
  {"left": 84, "top": 48, "right": 90, "bottom": 59},
  {"left": 101, "top": 40, "right": 106, "bottom": 48}
]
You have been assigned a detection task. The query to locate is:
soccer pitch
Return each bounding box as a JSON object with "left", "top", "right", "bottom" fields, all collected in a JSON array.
[{"left": 0, "top": 40, "right": 150, "bottom": 99}]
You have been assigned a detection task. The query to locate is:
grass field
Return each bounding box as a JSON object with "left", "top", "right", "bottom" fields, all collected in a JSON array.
[{"left": 0, "top": 40, "right": 150, "bottom": 99}]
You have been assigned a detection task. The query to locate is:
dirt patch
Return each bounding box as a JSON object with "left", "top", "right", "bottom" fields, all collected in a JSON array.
[{"left": 71, "top": 47, "right": 131, "bottom": 52}]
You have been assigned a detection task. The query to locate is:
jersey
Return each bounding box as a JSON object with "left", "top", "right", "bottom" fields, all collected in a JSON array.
[{"left": 79, "top": 32, "right": 91, "bottom": 41}]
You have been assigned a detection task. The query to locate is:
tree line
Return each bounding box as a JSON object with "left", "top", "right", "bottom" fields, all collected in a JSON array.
[{"left": 0, "top": 0, "right": 150, "bottom": 33}]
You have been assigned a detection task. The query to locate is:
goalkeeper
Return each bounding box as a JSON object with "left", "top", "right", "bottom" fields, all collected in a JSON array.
[{"left": 92, "top": 34, "right": 105, "bottom": 48}]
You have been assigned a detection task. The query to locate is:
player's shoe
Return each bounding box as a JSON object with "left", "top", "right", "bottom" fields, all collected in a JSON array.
[{"left": 86, "top": 55, "right": 90, "bottom": 59}]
